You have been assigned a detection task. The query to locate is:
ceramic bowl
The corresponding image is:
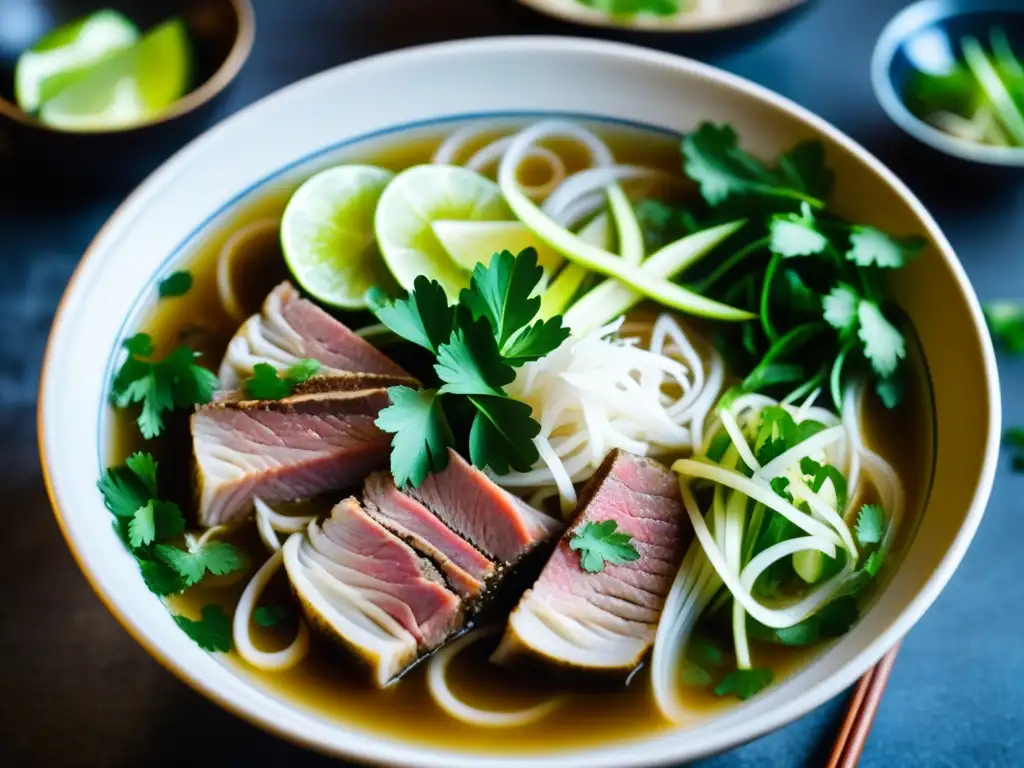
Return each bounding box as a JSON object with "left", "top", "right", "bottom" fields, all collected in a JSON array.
[
  {"left": 39, "top": 36, "right": 1000, "bottom": 767},
  {"left": 0, "top": 0, "right": 254, "bottom": 190},
  {"left": 872, "top": 0, "right": 1024, "bottom": 167},
  {"left": 515, "top": 0, "right": 807, "bottom": 33}
]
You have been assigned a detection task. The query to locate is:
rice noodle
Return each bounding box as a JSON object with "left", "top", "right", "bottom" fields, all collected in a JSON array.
[
  {"left": 494, "top": 314, "right": 722, "bottom": 512},
  {"left": 426, "top": 627, "right": 565, "bottom": 727}
]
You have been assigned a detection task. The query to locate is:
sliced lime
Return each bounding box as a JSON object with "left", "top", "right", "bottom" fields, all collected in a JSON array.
[
  {"left": 282, "top": 165, "right": 396, "bottom": 310},
  {"left": 430, "top": 220, "right": 565, "bottom": 277},
  {"left": 38, "top": 19, "right": 190, "bottom": 131},
  {"left": 375, "top": 165, "right": 514, "bottom": 299},
  {"left": 15, "top": 10, "right": 139, "bottom": 114}
]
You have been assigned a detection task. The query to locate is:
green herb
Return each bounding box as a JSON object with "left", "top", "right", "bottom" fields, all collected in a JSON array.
[
  {"left": 371, "top": 248, "right": 568, "bottom": 485},
  {"left": 110, "top": 333, "right": 218, "bottom": 438},
  {"left": 985, "top": 301, "right": 1024, "bottom": 353},
  {"left": 846, "top": 227, "right": 924, "bottom": 269},
  {"left": 770, "top": 596, "right": 860, "bottom": 646},
  {"left": 155, "top": 538, "right": 246, "bottom": 588},
  {"left": 713, "top": 668, "right": 774, "bottom": 700},
  {"left": 173, "top": 605, "right": 233, "bottom": 652},
  {"left": 243, "top": 359, "right": 321, "bottom": 400},
  {"left": 158, "top": 270, "right": 193, "bottom": 298},
  {"left": 800, "top": 457, "right": 848, "bottom": 511},
  {"left": 1005, "top": 427, "right": 1024, "bottom": 471},
  {"left": 127, "top": 499, "right": 186, "bottom": 547},
  {"left": 863, "top": 548, "right": 885, "bottom": 578},
  {"left": 374, "top": 387, "right": 454, "bottom": 487},
  {"left": 253, "top": 604, "right": 294, "bottom": 628},
  {"left": 577, "top": 0, "right": 679, "bottom": 16},
  {"left": 769, "top": 204, "right": 829, "bottom": 257},
  {"left": 855, "top": 504, "right": 885, "bottom": 546},
  {"left": 568, "top": 520, "right": 641, "bottom": 574},
  {"left": 139, "top": 558, "right": 187, "bottom": 596}
]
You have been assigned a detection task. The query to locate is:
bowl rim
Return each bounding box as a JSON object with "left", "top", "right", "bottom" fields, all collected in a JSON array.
[
  {"left": 515, "top": 0, "right": 807, "bottom": 33},
  {"left": 871, "top": 0, "right": 1024, "bottom": 166},
  {"left": 0, "top": 0, "right": 256, "bottom": 134},
  {"left": 38, "top": 35, "right": 1001, "bottom": 767}
]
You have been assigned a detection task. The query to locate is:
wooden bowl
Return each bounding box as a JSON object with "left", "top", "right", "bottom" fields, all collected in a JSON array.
[{"left": 0, "top": 0, "right": 254, "bottom": 193}]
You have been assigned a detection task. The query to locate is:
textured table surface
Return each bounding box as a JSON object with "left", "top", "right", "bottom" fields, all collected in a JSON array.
[{"left": 3, "top": 0, "right": 1022, "bottom": 765}]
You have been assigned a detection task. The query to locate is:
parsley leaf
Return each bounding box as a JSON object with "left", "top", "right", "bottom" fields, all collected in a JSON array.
[
  {"left": 855, "top": 504, "right": 886, "bottom": 546},
  {"left": 375, "top": 387, "right": 455, "bottom": 487},
  {"left": 502, "top": 317, "right": 571, "bottom": 366},
  {"left": 254, "top": 604, "right": 294, "bottom": 628},
  {"left": 243, "top": 359, "right": 321, "bottom": 400},
  {"left": 110, "top": 335, "right": 218, "bottom": 439},
  {"left": 769, "top": 204, "right": 829, "bottom": 257},
  {"left": 158, "top": 270, "right": 193, "bottom": 298},
  {"left": 568, "top": 520, "right": 641, "bottom": 573},
  {"left": 435, "top": 314, "right": 515, "bottom": 396},
  {"left": 846, "top": 227, "right": 925, "bottom": 268},
  {"left": 857, "top": 301, "right": 905, "bottom": 378},
  {"left": 156, "top": 539, "right": 246, "bottom": 588},
  {"left": 823, "top": 284, "right": 860, "bottom": 335},
  {"left": 985, "top": 301, "right": 1024, "bottom": 353},
  {"left": 174, "top": 604, "right": 233, "bottom": 652},
  {"left": 714, "top": 668, "right": 774, "bottom": 700},
  {"left": 368, "top": 276, "right": 454, "bottom": 353},
  {"left": 467, "top": 395, "right": 541, "bottom": 474},
  {"left": 461, "top": 249, "right": 543, "bottom": 350}
]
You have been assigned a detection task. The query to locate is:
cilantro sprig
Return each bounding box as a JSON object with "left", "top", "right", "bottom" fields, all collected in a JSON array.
[
  {"left": 110, "top": 333, "right": 219, "bottom": 439},
  {"left": 98, "top": 452, "right": 246, "bottom": 651},
  {"left": 670, "top": 123, "right": 921, "bottom": 411},
  {"left": 568, "top": 520, "right": 641, "bottom": 573},
  {"left": 369, "top": 248, "right": 570, "bottom": 487},
  {"left": 243, "top": 359, "right": 321, "bottom": 400}
]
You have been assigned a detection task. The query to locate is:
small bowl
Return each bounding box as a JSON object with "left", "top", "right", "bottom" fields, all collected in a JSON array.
[
  {"left": 514, "top": 0, "right": 808, "bottom": 34},
  {"left": 0, "top": 0, "right": 254, "bottom": 192},
  {"left": 872, "top": 0, "right": 1024, "bottom": 167},
  {"left": 39, "top": 37, "right": 1001, "bottom": 767}
]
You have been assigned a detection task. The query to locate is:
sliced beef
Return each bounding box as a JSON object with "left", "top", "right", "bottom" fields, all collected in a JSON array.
[
  {"left": 193, "top": 381, "right": 397, "bottom": 526},
  {"left": 283, "top": 498, "right": 463, "bottom": 686},
  {"left": 218, "top": 281, "right": 409, "bottom": 388},
  {"left": 363, "top": 472, "right": 497, "bottom": 599},
  {"left": 492, "top": 450, "right": 689, "bottom": 674},
  {"left": 406, "top": 449, "right": 563, "bottom": 564}
]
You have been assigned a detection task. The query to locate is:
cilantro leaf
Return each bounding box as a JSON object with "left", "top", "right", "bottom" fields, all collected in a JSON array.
[
  {"left": 138, "top": 557, "right": 187, "bottom": 596},
  {"left": 863, "top": 548, "right": 886, "bottom": 577},
  {"left": 97, "top": 465, "right": 150, "bottom": 519},
  {"left": 461, "top": 248, "right": 545, "bottom": 351},
  {"left": 254, "top": 604, "right": 294, "bottom": 628},
  {"left": 156, "top": 540, "right": 246, "bottom": 588},
  {"left": 158, "top": 270, "right": 193, "bottom": 298},
  {"left": 128, "top": 500, "right": 185, "bottom": 548},
  {"left": 769, "top": 204, "right": 829, "bottom": 257},
  {"left": 857, "top": 301, "right": 905, "bottom": 378},
  {"left": 568, "top": 520, "right": 641, "bottom": 573},
  {"left": 714, "top": 668, "right": 774, "bottom": 700},
  {"left": 875, "top": 374, "right": 904, "bottom": 409},
  {"left": 680, "top": 663, "right": 714, "bottom": 686},
  {"left": 435, "top": 314, "right": 515, "bottom": 396},
  {"left": 772, "top": 596, "right": 859, "bottom": 646},
  {"left": 467, "top": 395, "right": 541, "bottom": 474},
  {"left": 174, "top": 604, "right": 233, "bottom": 652},
  {"left": 985, "top": 301, "right": 1024, "bottom": 353},
  {"left": 128, "top": 501, "right": 157, "bottom": 547},
  {"left": 855, "top": 504, "right": 886, "bottom": 546},
  {"left": 124, "top": 452, "right": 158, "bottom": 495},
  {"left": 368, "top": 276, "right": 455, "bottom": 353},
  {"left": 846, "top": 227, "right": 925, "bottom": 268},
  {"left": 244, "top": 359, "right": 321, "bottom": 400},
  {"left": 775, "top": 140, "right": 834, "bottom": 200},
  {"left": 823, "top": 283, "right": 860, "bottom": 335},
  {"left": 123, "top": 333, "right": 154, "bottom": 357},
  {"left": 375, "top": 386, "right": 455, "bottom": 487},
  {"left": 800, "top": 457, "right": 848, "bottom": 511},
  {"left": 769, "top": 476, "right": 793, "bottom": 502},
  {"left": 502, "top": 316, "right": 571, "bottom": 367},
  {"left": 159, "top": 345, "right": 219, "bottom": 408}
]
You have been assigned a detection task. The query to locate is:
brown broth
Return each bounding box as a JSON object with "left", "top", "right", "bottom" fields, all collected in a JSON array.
[{"left": 107, "top": 123, "right": 933, "bottom": 755}]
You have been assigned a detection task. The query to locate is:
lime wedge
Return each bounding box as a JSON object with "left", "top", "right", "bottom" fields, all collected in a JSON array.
[
  {"left": 38, "top": 19, "right": 190, "bottom": 131},
  {"left": 15, "top": 10, "right": 139, "bottom": 114},
  {"left": 430, "top": 220, "right": 565, "bottom": 277},
  {"left": 375, "top": 165, "right": 514, "bottom": 299},
  {"left": 281, "top": 165, "right": 396, "bottom": 310}
]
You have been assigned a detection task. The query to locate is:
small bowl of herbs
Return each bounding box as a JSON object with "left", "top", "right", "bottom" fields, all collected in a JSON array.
[{"left": 872, "top": 0, "right": 1024, "bottom": 166}]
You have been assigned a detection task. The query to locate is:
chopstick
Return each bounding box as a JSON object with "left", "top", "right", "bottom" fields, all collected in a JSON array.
[{"left": 826, "top": 643, "right": 902, "bottom": 768}]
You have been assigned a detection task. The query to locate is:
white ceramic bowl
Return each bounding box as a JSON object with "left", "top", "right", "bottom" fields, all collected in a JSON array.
[{"left": 39, "top": 37, "right": 1000, "bottom": 767}]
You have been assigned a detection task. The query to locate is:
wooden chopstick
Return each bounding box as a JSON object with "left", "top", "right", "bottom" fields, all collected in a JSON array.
[{"left": 826, "top": 643, "right": 902, "bottom": 768}]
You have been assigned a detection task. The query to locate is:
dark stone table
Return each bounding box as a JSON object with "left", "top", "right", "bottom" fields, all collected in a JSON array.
[{"left": 3, "top": 1, "right": 1021, "bottom": 765}]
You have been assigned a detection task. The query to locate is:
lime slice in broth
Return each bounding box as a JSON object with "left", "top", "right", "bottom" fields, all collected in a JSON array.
[
  {"left": 38, "top": 19, "right": 190, "bottom": 131},
  {"left": 15, "top": 9, "right": 139, "bottom": 114},
  {"left": 282, "top": 165, "right": 397, "bottom": 310},
  {"left": 375, "top": 165, "right": 514, "bottom": 299},
  {"left": 431, "top": 220, "right": 565, "bottom": 277}
]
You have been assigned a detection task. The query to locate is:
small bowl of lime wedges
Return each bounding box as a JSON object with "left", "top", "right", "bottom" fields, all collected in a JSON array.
[{"left": 0, "top": 0, "right": 254, "bottom": 191}]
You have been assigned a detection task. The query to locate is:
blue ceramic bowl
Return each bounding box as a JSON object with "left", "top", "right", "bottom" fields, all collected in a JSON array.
[{"left": 872, "top": 0, "right": 1024, "bottom": 167}]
